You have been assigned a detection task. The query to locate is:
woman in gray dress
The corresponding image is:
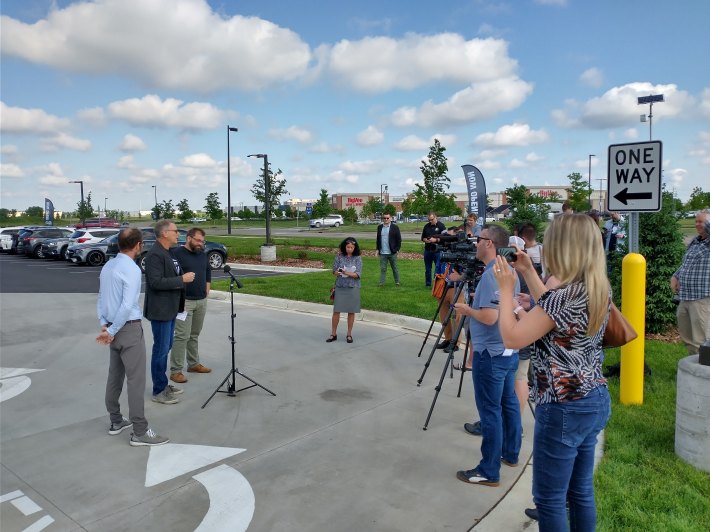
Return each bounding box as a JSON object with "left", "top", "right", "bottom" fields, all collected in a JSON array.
[{"left": 327, "top": 238, "right": 362, "bottom": 343}]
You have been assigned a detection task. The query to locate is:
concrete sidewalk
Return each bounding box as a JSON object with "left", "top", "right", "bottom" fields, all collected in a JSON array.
[{"left": 1, "top": 291, "right": 537, "bottom": 531}]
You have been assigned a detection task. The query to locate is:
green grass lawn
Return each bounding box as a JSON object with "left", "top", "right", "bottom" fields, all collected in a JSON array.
[{"left": 211, "top": 234, "right": 710, "bottom": 530}]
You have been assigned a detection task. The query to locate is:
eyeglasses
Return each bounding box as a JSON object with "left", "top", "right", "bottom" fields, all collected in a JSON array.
[
  {"left": 476, "top": 236, "right": 491, "bottom": 243},
  {"left": 190, "top": 237, "right": 205, "bottom": 244},
  {"left": 383, "top": 217, "right": 390, "bottom": 220}
]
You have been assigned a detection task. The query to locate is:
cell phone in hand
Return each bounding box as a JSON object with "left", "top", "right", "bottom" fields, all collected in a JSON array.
[{"left": 497, "top": 247, "right": 517, "bottom": 262}]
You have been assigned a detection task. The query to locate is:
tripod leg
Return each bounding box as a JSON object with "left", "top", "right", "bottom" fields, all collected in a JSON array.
[
  {"left": 201, "top": 370, "right": 235, "bottom": 409},
  {"left": 448, "top": 312, "right": 468, "bottom": 379},
  {"left": 457, "top": 335, "right": 471, "bottom": 398},
  {"left": 417, "top": 282, "right": 466, "bottom": 386},
  {"left": 235, "top": 369, "right": 276, "bottom": 396},
  {"left": 417, "top": 284, "right": 450, "bottom": 358},
  {"left": 423, "top": 350, "right": 456, "bottom": 430}
]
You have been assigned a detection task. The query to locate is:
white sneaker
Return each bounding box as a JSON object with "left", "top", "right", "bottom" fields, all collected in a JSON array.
[{"left": 130, "top": 428, "right": 169, "bottom": 446}]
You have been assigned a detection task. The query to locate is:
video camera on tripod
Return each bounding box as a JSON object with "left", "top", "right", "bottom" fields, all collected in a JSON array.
[{"left": 435, "top": 231, "right": 485, "bottom": 286}]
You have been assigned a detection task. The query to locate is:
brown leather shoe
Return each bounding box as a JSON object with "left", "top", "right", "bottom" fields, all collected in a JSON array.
[
  {"left": 170, "top": 372, "right": 187, "bottom": 383},
  {"left": 188, "top": 364, "right": 212, "bottom": 373}
]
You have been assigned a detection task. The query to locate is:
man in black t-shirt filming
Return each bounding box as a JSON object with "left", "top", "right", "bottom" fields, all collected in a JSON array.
[
  {"left": 421, "top": 211, "right": 446, "bottom": 287},
  {"left": 170, "top": 227, "right": 212, "bottom": 384}
]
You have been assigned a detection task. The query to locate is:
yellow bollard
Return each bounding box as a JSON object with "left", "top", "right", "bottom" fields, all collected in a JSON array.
[{"left": 619, "top": 253, "right": 646, "bottom": 405}]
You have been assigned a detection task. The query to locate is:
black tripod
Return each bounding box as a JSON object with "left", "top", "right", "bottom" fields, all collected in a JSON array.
[
  {"left": 419, "top": 269, "right": 479, "bottom": 430},
  {"left": 202, "top": 269, "right": 276, "bottom": 408}
]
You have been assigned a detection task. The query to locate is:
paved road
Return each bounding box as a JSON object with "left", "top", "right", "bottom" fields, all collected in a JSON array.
[{"left": 0, "top": 253, "right": 287, "bottom": 294}]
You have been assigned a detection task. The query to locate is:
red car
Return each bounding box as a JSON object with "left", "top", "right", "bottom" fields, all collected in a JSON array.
[{"left": 74, "top": 218, "right": 121, "bottom": 229}]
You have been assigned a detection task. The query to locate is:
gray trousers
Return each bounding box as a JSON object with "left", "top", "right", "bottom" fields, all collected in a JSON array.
[
  {"left": 105, "top": 321, "right": 148, "bottom": 436},
  {"left": 170, "top": 298, "right": 207, "bottom": 373},
  {"left": 379, "top": 253, "right": 400, "bottom": 284}
]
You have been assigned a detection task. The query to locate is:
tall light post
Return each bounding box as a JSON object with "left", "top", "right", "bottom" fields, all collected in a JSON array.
[
  {"left": 588, "top": 154, "right": 595, "bottom": 209},
  {"left": 104, "top": 196, "right": 108, "bottom": 218},
  {"left": 151, "top": 185, "right": 158, "bottom": 220},
  {"left": 638, "top": 94, "right": 664, "bottom": 141},
  {"left": 226, "top": 126, "right": 239, "bottom": 235},
  {"left": 248, "top": 153, "right": 271, "bottom": 245},
  {"left": 380, "top": 184, "right": 388, "bottom": 215},
  {"left": 69, "top": 180, "right": 85, "bottom": 225}
]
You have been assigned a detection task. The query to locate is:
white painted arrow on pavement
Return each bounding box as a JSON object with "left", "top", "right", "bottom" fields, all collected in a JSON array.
[
  {"left": 145, "top": 443, "right": 245, "bottom": 487},
  {"left": 193, "top": 464, "right": 255, "bottom": 532},
  {"left": 0, "top": 368, "right": 45, "bottom": 403}
]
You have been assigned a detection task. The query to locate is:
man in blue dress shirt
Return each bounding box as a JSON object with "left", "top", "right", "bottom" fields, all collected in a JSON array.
[{"left": 96, "top": 228, "right": 168, "bottom": 446}]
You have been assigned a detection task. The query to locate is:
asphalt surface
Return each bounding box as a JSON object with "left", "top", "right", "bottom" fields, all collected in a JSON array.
[
  {"left": 0, "top": 255, "right": 538, "bottom": 531},
  {"left": 0, "top": 253, "right": 287, "bottom": 294}
]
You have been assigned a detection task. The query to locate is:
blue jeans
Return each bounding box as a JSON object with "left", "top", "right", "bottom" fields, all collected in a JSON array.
[
  {"left": 533, "top": 386, "right": 611, "bottom": 532},
  {"left": 472, "top": 350, "right": 521, "bottom": 481},
  {"left": 423, "top": 250, "right": 440, "bottom": 286},
  {"left": 150, "top": 319, "right": 175, "bottom": 396}
]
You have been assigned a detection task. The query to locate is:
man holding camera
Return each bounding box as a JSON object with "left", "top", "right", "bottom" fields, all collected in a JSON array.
[
  {"left": 453, "top": 225, "right": 521, "bottom": 487},
  {"left": 376, "top": 214, "right": 402, "bottom": 286},
  {"left": 671, "top": 210, "right": 710, "bottom": 355},
  {"left": 421, "top": 212, "right": 446, "bottom": 287}
]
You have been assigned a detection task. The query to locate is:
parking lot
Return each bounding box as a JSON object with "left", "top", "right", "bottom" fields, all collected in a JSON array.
[{"left": 0, "top": 253, "right": 286, "bottom": 294}]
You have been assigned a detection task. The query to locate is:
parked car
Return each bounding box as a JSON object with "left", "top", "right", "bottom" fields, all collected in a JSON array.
[
  {"left": 70, "top": 228, "right": 228, "bottom": 270},
  {"left": 309, "top": 214, "right": 344, "bottom": 228},
  {"left": 16, "top": 227, "right": 74, "bottom": 258},
  {"left": 189, "top": 217, "right": 207, "bottom": 223},
  {"left": 74, "top": 217, "right": 121, "bottom": 229},
  {"left": 0, "top": 226, "right": 31, "bottom": 253},
  {"left": 41, "top": 228, "right": 120, "bottom": 260}
]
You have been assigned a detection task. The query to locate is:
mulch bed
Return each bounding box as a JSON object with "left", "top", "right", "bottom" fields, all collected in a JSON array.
[{"left": 231, "top": 246, "right": 423, "bottom": 269}]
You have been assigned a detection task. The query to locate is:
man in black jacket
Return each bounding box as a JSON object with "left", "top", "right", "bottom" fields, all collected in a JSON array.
[
  {"left": 376, "top": 214, "right": 402, "bottom": 286},
  {"left": 421, "top": 212, "right": 446, "bottom": 287},
  {"left": 144, "top": 220, "right": 194, "bottom": 405}
]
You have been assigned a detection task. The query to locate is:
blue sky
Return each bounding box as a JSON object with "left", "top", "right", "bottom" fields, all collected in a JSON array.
[{"left": 1, "top": 0, "right": 708, "bottom": 214}]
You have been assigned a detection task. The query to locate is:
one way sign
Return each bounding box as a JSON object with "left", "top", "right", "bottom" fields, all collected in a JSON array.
[{"left": 607, "top": 141, "right": 662, "bottom": 212}]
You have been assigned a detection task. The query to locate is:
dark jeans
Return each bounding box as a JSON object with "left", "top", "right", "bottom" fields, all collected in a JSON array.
[
  {"left": 533, "top": 386, "right": 611, "bottom": 532},
  {"left": 472, "top": 350, "right": 521, "bottom": 481},
  {"left": 423, "top": 250, "right": 440, "bottom": 287},
  {"left": 150, "top": 319, "right": 175, "bottom": 396}
]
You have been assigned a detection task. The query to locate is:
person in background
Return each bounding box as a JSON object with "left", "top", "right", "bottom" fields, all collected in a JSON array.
[
  {"left": 376, "top": 213, "right": 402, "bottom": 287},
  {"left": 170, "top": 227, "right": 212, "bottom": 384},
  {"left": 603, "top": 212, "right": 625, "bottom": 273},
  {"left": 519, "top": 223, "right": 544, "bottom": 277},
  {"left": 671, "top": 209, "right": 710, "bottom": 355},
  {"left": 494, "top": 213, "right": 611, "bottom": 530},
  {"left": 144, "top": 220, "right": 194, "bottom": 405},
  {"left": 464, "top": 212, "right": 482, "bottom": 237},
  {"left": 561, "top": 202, "right": 574, "bottom": 215},
  {"left": 327, "top": 238, "right": 362, "bottom": 344},
  {"left": 421, "top": 212, "right": 446, "bottom": 287},
  {"left": 96, "top": 228, "right": 168, "bottom": 446}
]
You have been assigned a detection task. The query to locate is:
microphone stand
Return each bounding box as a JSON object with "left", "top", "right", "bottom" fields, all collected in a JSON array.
[{"left": 202, "top": 266, "right": 276, "bottom": 408}]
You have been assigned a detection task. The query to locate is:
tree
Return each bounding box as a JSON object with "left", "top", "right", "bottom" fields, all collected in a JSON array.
[
  {"left": 204, "top": 192, "right": 223, "bottom": 220},
  {"left": 77, "top": 191, "right": 95, "bottom": 221},
  {"left": 26, "top": 206, "right": 44, "bottom": 218},
  {"left": 238, "top": 207, "right": 254, "bottom": 219},
  {"left": 566, "top": 172, "right": 592, "bottom": 213},
  {"left": 0, "top": 208, "right": 9, "bottom": 221},
  {"left": 608, "top": 190, "right": 686, "bottom": 333},
  {"left": 251, "top": 165, "right": 288, "bottom": 214},
  {"left": 177, "top": 199, "right": 194, "bottom": 223},
  {"left": 686, "top": 186, "right": 710, "bottom": 211},
  {"left": 311, "top": 189, "right": 331, "bottom": 219},
  {"left": 340, "top": 207, "right": 358, "bottom": 225},
  {"left": 159, "top": 199, "right": 175, "bottom": 219},
  {"left": 501, "top": 184, "right": 551, "bottom": 236},
  {"left": 361, "top": 196, "right": 384, "bottom": 219},
  {"left": 408, "top": 139, "right": 459, "bottom": 215},
  {"left": 383, "top": 204, "right": 397, "bottom": 217}
]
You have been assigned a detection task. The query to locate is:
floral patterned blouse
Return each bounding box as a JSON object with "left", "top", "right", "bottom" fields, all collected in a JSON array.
[
  {"left": 530, "top": 282, "right": 609, "bottom": 404},
  {"left": 332, "top": 254, "right": 362, "bottom": 289}
]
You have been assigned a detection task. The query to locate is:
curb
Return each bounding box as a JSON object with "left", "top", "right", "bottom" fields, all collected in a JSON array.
[{"left": 228, "top": 261, "right": 326, "bottom": 274}]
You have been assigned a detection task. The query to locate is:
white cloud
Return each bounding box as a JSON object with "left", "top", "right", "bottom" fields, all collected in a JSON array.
[
  {"left": 269, "top": 126, "right": 313, "bottom": 144},
  {"left": 552, "top": 82, "right": 694, "bottom": 129},
  {"left": 108, "top": 95, "right": 224, "bottom": 129},
  {"left": 624, "top": 128, "right": 639, "bottom": 139},
  {"left": 394, "top": 133, "right": 457, "bottom": 151},
  {"left": 77, "top": 107, "right": 106, "bottom": 126},
  {"left": 0, "top": 163, "right": 24, "bottom": 178},
  {"left": 327, "top": 34, "right": 518, "bottom": 93},
  {"left": 328, "top": 170, "right": 359, "bottom": 184},
  {"left": 390, "top": 78, "right": 533, "bottom": 127},
  {"left": 119, "top": 134, "right": 147, "bottom": 152},
  {"left": 534, "top": 0, "right": 568, "bottom": 6},
  {"left": 309, "top": 142, "right": 344, "bottom": 154},
  {"left": 117, "top": 155, "right": 135, "bottom": 169},
  {"left": 180, "top": 153, "right": 217, "bottom": 168},
  {"left": 338, "top": 160, "right": 381, "bottom": 174},
  {"left": 41, "top": 132, "right": 92, "bottom": 152},
  {"left": 0, "top": 0, "right": 312, "bottom": 93},
  {"left": 1, "top": 145, "right": 18, "bottom": 155},
  {"left": 525, "top": 152, "right": 544, "bottom": 162},
  {"left": 579, "top": 67, "right": 603, "bottom": 88},
  {"left": 474, "top": 123, "right": 549, "bottom": 147},
  {"left": 0, "top": 101, "right": 70, "bottom": 133},
  {"left": 700, "top": 88, "right": 710, "bottom": 118},
  {"left": 356, "top": 125, "right": 384, "bottom": 146},
  {"left": 37, "top": 162, "right": 75, "bottom": 186}
]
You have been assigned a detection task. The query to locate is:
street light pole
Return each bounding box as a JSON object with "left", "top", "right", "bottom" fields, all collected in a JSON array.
[
  {"left": 151, "top": 185, "right": 158, "bottom": 219},
  {"left": 248, "top": 154, "right": 271, "bottom": 245},
  {"left": 104, "top": 196, "right": 108, "bottom": 217},
  {"left": 380, "top": 184, "right": 388, "bottom": 215},
  {"left": 226, "top": 126, "right": 239, "bottom": 234},
  {"left": 588, "top": 154, "right": 595, "bottom": 209},
  {"left": 69, "top": 180, "right": 85, "bottom": 225}
]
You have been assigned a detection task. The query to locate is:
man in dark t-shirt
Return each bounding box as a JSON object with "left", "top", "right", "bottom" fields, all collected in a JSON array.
[{"left": 169, "top": 227, "right": 212, "bottom": 383}]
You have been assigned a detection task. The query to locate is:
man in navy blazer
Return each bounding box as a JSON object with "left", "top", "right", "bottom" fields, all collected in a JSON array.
[{"left": 144, "top": 220, "right": 194, "bottom": 404}]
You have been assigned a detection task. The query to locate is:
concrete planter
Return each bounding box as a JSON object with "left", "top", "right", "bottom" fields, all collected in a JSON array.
[
  {"left": 675, "top": 355, "right": 710, "bottom": 473},
  {"left": 260, "top": 244, "right": 276, "bottom": 262}
]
